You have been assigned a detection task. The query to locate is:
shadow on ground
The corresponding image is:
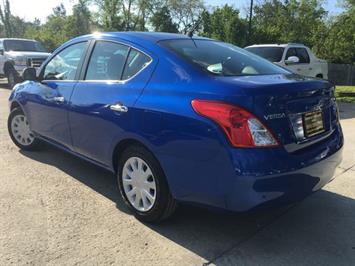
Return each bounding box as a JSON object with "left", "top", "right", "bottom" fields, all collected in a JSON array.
[{"left": 20, "top": 144, "right": 355, "bottom": 265}]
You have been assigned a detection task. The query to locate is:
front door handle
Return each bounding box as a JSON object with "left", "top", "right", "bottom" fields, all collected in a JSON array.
[
  {"left": 53, "top": 96, "right": 65, "bottom": 103},
  {"left": 110, "top": 103, "right": 128, "bottom": 113}
]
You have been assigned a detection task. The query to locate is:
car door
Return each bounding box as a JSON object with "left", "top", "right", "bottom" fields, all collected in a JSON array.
[
  {"left": 69, "top": 40, "right": 155, "bottom": 166},
  {"left": 25, "top": 41, "right": 88, "bottom": 149}
]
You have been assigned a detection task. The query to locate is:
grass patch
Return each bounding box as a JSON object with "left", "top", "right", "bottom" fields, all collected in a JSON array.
[{"left": 336, "top": 86, "right": 355, "bottom": 103}]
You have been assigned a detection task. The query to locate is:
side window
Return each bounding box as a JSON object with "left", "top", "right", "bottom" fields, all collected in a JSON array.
[
  {"left": 85, "top": 41, "right": 129, "bottom": 80},
  {"left": 43, "top": 42, "right": 87, "bottom": 80},
  {"left": 0, "top": 41, "right": 3, "bottom": 51},
  {"left": 296, "top": 48, "right": 310, "bottom": 64},
  {"left": 122, "top": 49, "right": 151, "bottom": 80},
  {"left": 285, "top": 48, "right": 297, "bottom": 59}
]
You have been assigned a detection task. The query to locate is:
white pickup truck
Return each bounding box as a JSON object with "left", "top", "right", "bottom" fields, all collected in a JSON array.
[
  {"left": 245, "top": 43, "right": 328, "bottom": 79},
  {"left": 0, "top": 38, "right": 50, "bottom": 88}
]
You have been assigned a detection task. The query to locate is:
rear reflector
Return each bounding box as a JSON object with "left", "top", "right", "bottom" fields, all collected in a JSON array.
[{"left": 191, "top": 100, "right": 279, "bottom": 148}]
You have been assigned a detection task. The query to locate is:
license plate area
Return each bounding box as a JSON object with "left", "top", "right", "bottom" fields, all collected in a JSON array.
[{"left": 303, "top": 110, "right": 325, "bottom": 138}]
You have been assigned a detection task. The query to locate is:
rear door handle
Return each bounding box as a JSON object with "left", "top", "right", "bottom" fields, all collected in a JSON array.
[
  {"left": 53, "top": 96, "right": 65, "bottom": 103},
  {"left": 110, "top": 103, "right": 128, "bottom": 113}
]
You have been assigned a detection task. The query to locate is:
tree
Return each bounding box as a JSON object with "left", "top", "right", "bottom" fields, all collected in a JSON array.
[
  {"left": 252, "top": 0, "right": 327, "bottom": 46},
  {"left": 0, "top": 0, "right": 12, "bottom": 37},
  {"left": 151, "top": 6, "right": 178, "bottom": 32},
  {"left": 66, "top": 0, "right": 92, "bottom": 36},
  {"left": 201, "top": 5, "right": 248, "bottom": 47},
  {"left": 168, "top": 0, "right": 204, "bottom": 33},
  {"left": 316, "top": 0, "right": 355, "bottom": 63}
]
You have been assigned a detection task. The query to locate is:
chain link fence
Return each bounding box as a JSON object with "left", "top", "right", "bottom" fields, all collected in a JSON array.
[{"left": 328, "top": 64, "right": 355, "bottom": 86}]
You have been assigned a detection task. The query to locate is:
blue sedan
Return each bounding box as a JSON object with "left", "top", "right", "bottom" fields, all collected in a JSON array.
[{"left": 8, "top": 32, "right": 343, "bottom": 222}]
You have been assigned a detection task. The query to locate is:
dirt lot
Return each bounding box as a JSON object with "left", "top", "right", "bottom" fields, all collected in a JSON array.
[{"left": 0, "top": 83, "right": 355, "bottom": 266}]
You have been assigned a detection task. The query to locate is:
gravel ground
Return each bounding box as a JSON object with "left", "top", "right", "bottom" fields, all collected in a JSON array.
[{"left": 0, "top": 83, "right": 354, "bottom": 266}]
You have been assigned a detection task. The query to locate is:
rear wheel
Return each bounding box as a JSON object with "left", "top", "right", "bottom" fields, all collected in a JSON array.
[
  {"left": 8, "top": 108, "right": 41, "bottom": 150},
  {"left": 117, "top": 145, "right": 177, "bottom": 223}
]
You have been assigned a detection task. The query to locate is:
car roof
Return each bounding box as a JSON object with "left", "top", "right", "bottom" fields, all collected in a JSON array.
[{"left": 72, "top": 31, "right": 211, "bottom": 45}]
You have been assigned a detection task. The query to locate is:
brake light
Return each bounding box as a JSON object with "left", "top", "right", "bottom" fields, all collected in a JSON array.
[{"left": 191, "top": 100, "right": 279, "bottom": 148}]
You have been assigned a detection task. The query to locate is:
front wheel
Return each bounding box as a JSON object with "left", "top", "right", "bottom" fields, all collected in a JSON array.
[
  {"left": 8, "top": 108, "right": 41, "bottom": 150},
  {"left": 7, "top": 69, "right": 19, "bottom": 89},
  {"left": 118, "top": 145, "right": 177, "bottom": 223}
]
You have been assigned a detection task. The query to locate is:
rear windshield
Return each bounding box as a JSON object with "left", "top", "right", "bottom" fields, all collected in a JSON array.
[
  {"left": 4, "top": 40, "right": 47, "bottom": 52},
  {"left": 244, "top": 47, "right": 284, "bottom": 62},
  {"left": 159, "top": 39, "right": 289, "bottom": 77}
]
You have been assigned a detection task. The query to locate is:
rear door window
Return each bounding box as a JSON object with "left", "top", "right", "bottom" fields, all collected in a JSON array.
[
  {"left": 85, "top": 41, "right": 129, "bottom": 80},
  {"left": 122, "top": 49, "right": 151, "bottom": 80}
]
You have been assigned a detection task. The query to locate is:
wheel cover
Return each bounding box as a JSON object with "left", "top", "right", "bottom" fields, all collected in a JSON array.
[
  {"left": 11, "top": 114, "right": 35, "bottom": 146},
  {"left": 122, "top": 157, "right": 157, "bottom": 212}
]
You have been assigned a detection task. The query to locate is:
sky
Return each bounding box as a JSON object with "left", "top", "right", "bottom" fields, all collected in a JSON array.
[{"left": 8, "top": 0, "right": 344, "bottom": 23}]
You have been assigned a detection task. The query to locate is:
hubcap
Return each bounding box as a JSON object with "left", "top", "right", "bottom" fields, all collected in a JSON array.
[
  {"left": 122, "top": 157, "right": 157, "bottom": 212},
  {"left": 11, "top": 114, "right": 35, "bottom": 146}
]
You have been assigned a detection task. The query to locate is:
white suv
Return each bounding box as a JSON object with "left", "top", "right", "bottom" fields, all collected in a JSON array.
[
  {"left": 245, "top": 43, "right": 328, "bottom": 79},
  {"left": 0, "top": 38, "right": 51, "bottom": 88}
]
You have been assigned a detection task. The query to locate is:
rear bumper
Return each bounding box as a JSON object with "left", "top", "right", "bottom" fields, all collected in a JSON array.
[
  {"left": 224, "top": 145, "right": 343, "bottom": 212},
  {"left": 161, "top": 122, "right": 343, "bottom": 212}
]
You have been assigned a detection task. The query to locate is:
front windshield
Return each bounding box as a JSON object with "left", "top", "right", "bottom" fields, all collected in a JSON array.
[
  {"left": 4, "top": 40, "right": 47, "bottom": 52},
  {"left": 159, "top": 39, "right": 289, "bottom": 77},
  {"left": 244, "top": 47, "right": 284, "bottom": 62}
]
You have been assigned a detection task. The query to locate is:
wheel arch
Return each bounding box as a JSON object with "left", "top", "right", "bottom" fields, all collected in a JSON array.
[
  {"left": 4, "top": 61, "right": 14, "bottom": 76},
  {"left": 10, "top": 101, "right": 23, "bottom": 112},
  {"left": 112, "top": 138, "right": 155, "bottom": 174}
]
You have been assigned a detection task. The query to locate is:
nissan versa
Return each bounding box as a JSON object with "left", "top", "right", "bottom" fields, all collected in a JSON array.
[{"left": 8, "top": 32, "right": 343, "bottom": 222}]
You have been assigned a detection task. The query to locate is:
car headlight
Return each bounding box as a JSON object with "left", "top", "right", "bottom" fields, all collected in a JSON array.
[{"left": 11, "top": 57, "right": 27, "bottom": 66}]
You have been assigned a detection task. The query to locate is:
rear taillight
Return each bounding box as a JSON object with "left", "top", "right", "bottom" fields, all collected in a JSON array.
[{"left": 191, "top": 100, "right": 279, "bottom": 148}]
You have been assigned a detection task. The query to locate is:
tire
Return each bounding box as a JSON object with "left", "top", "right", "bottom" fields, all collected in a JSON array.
[
  {"left": 118, "top": 145, "right": 177, "bottom": 223},
  {"left": 7, "top": 69, "right": 19, "bottom": 89},
  {"left": 8, "top": 108, "right": 42, "bottom": 151}
]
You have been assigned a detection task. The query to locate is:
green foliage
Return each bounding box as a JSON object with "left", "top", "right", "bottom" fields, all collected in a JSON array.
[
  {"left": 201, "top": 5, "right": 247, "bottom": 47},
  {"left": 151, "top": 6, "right": 178, "bottom": 33},
  {"left": 252, "top": 0, "right": 327, "bottom": 46},
  {"left": 336, "top": 86, "right": 355, "bottom": 103}
]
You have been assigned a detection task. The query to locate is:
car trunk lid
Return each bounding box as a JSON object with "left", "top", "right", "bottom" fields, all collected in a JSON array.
[{"left": 215, "top": 74, "right": 338, "bottom": 152}]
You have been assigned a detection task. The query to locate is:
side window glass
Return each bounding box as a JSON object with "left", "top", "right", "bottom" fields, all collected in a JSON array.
[
  {"left": 122, "top": 49, "right": 152, "bottom": 80},
  {"left": 296, "top": 48, "right": 310, "bottom": 64},
  {"left": 286, "top": 48, "right": 297, "bottom": 59},
  {"left": 85, "top": 41, "right": 129, "bottom": 80},
  {"left": 0, "top": 41, "right": 3, "bottom": 51},
  {"left": 43, "top": 42, "right": 87, "bottom": 80}
]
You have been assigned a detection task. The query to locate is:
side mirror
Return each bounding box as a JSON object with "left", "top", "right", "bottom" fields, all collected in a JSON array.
[
  {"left": 285, "top": 56, "right": 300, "bottom": 65},
  {"left": 0, "top": 49, "right": 4, "bottom": 56},
  {"left": 22, "top": 67, "right": 37, "bottom": 81}
]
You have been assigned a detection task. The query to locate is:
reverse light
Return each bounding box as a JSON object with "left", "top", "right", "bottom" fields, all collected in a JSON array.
[{"left": 191, "top": 100, "right": 279, "bottom": 148}]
